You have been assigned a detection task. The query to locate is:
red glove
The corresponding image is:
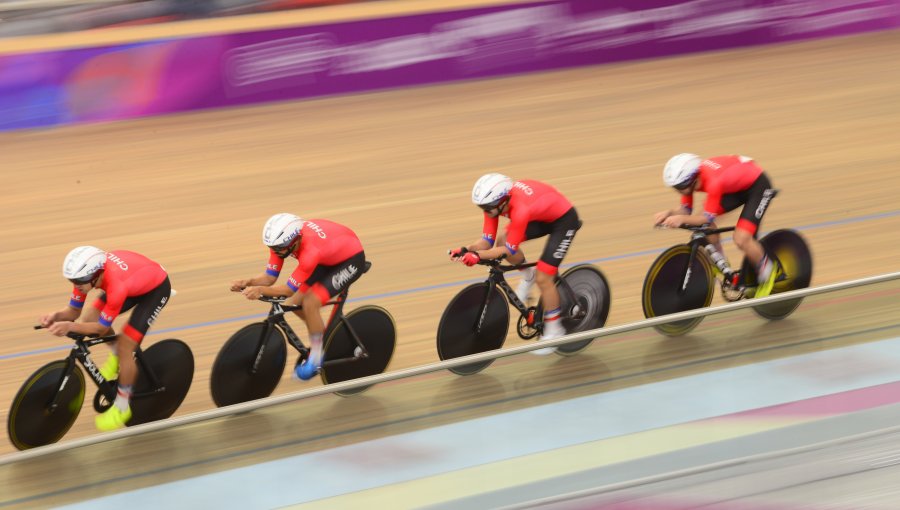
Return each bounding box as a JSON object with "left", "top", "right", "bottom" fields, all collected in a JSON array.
[
  {"left": 449, "top": 247, "right": 466, "bottom": 260},
  {"left": 461, "top": 252, "right": 480, "bottom": 266}
]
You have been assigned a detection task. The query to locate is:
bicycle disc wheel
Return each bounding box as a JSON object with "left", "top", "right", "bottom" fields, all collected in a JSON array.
[
  {"left": 7, "top": 360, "right": 85, "bottom": 450},
  {"left": 436, "top": 283, "right": 509, "bottom": 376},
  {"left": 321, "top": 306, "right": 396, "bottom": 397},
  {"left": 741, "top": 229, "right": 813, "bottom": 320},
  {"left": 546, "top": 265, "right": 611, "bottom": 356},
  {"left": 130, "top": 339, "right": 194, "bottom": 426},
  {"left": 210, "top": 322, "right": 287, "bottom": 407},
  {"left": 642, "top": 244, "right": 715, "bottom": 336}
]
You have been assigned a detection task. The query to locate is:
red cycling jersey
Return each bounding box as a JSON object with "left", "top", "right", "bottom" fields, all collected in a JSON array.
[
  {"left": 482, "top": 179, "right": 573, "bottom": 254},
  {"left": 69, "top": 250, "right": 168, "bottom": 328},
  {"left": 680, "top": 155, "right": 763, "bottom": 217},
  {"left": 266, "top": 219, "right": 364, "bottom": 293}
]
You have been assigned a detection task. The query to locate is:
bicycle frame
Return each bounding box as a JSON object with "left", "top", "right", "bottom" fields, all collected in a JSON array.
[
  {"left": 471, "top": 260, "right": 580, "bottom": 335},
  {"left": 253, "top": 287, "right": 368, "bottom": 372},
  {"left": 677, "top": 225, "right": 736, "bottom": 293},
  {"left": 47, "top": 333, "right": 164, "bottom": 412}
]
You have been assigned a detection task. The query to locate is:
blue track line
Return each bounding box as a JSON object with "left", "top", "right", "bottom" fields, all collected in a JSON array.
[{"left": 3, "top": 208, "right": 898, "bottom": 362}]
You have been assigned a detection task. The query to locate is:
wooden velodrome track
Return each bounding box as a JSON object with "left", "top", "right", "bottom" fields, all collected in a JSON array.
[{"left": 1, "top": 18, "right": 899, "bottom": 504}]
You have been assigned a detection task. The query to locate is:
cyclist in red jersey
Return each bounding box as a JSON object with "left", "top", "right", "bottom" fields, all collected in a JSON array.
[
  {"left": 450, "top": 173, "right": 581, "bottom": 352},
  {"left": 230, "top": 213, "right": 366, "bottom": 380},
  {"left": 654, "top": 153, "right": 781, "bottom": 297},
  {"left": 39, "top": 246, "right": 173, "bottom": 431}
]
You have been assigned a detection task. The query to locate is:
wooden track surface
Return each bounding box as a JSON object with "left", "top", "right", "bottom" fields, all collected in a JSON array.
[{"left": 0, "top": 28, "right": 899, "bottom": 489}]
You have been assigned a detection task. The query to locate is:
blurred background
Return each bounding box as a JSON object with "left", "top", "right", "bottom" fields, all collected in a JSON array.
[
  {"left": 0, "top": 0, "right": 369, "bottom": 37},
  {"left": 1, "top": 0, "right": 899, "bottom": 508}
]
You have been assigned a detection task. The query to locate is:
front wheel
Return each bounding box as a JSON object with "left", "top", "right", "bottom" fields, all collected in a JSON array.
[
  {"left": 210, "top": 323, "right": 288, "bottom": 407},
  {"left": 642, "top": 244, "right": 715, "bottom": 336},
  {"left": 321, "top": 305, "right": 396, "bottom": 397},
  {"left": 7, "top": 360, "right": 85, "bottom": 450},
  {"left": 436, "top": 282, "right": 510, "bottom": 376},
  {"left": 130, "top": 339, "right": 194, "bottom": 426},
  {"left": 537, "top": 265, "right": 611, "bottom": 356},
  {"left": 741, "top": 229, "right": 813, "bottom": 320}
]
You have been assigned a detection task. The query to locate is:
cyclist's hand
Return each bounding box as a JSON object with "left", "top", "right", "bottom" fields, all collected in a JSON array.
[
  {"left": 241, "top": 286, "right": 263, "bottom": 300},
  {"left": 38, "top": 313, "right": 55, "bottom": 328},
  {"left": 230, "top": 279, "right": 249, "bottom": 292},
  {"left": 448, "top": 247, "right": 467, "bottom": 261},
  {"left": 653, "top": 210, "right": 671, "bottom": 226},
  {"left": 661, "top": 215, "right": 684, "bottom": 228},
  {"left": 461, "top": 252, "right": 481, "bottom": 266},
  {"left": 48, "top": 321, "right": 73, "bottom": 337}
]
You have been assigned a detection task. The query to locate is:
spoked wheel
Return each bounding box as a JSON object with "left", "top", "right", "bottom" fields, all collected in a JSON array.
[
  {"left": 7, "top": 361, "right": 85, "bottom": 450},
  {"left": 130, "top": 339, "right": 194, "bottom": 426},
  {"left": 436, "top": 283, "right": 510, "bottom": 376},
  {"left": 321, "top": 306, "right": 396, "bottom": 397},
  {"left": 740, "top": 229, "right": 813, "bottom": 320},
  {"left": 642, "top": 244, "right": 715, "bottom": 336},
  {"left": 210, "top": 323, "right": 287, "bottom": 407},
  {"left": 540, "top": 265, "right": 611, "bottom": 356}
]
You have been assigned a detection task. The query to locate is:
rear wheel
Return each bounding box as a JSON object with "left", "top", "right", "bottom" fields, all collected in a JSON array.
[
  {"left": 321, "top": 306, "right": 396, "bottom": 397},
  {"left": 642, "top": 244, "right": 715, "bottom": 336},
  {"left": 436, "top": 283, "right": 509, "bottom": 376},
  {"left": 130, "top": 339, "right": 194, "bottom": 426},
  {"left": 537, "top": 265, "right": 611, "bottom": 356},
  {"left": 210, "top": 323, "right": 287, "bottom": 407},
  {"left": 7, "top": 361, "right": 85, "bottom": 450},
  {"left": 741, "top": 229, "right": 813, "bottom": 320}
]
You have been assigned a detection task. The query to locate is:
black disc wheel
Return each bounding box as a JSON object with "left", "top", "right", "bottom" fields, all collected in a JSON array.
[
  {"left": 210, "top": 322, "right": 287, "bottom": 407},
  {"left": 642, "top": 244, "right": 715, "bottom": 336},
  {"left": 543, "top": 265, "right": 611, "bottom": 356},
  {"left": 321, "top": 306, "right": 396, "bottom": 397},
  {"left": 130, "top": 339, "right": 194, "bottom": 426},
  {"left": 436, "top": 283, "right": 510, "bottom": 376},
  {"left": 740, "top": 229, "right": 813, "bottom": 320},
  {"left": 7, "top": 361, "right": 85, "bottom": 450}
]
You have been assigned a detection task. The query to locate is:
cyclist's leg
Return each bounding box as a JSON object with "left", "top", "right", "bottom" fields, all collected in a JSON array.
[
  {"left": 733, "top": 174, "right": 778, "bottom": 296},
  {"left": 296, "top": 252, "right": 366, "bottom": 379},
  {"left": 97, "top": 277, "right": 171, "bottom": 430},
  {"left": 535, "top": 208, "right": 580, "bottom": 342},
  {"left": 85, "top": 292, "right": 122, "bottom": 380}
]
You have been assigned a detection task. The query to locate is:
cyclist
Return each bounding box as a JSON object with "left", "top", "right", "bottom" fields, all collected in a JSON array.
[
  {"left": 653, "top": 153, "right": 780, "bottom": 297},
  {"left": 450, "top": 173, "right": 581, "bottom": 351},
  {"left": 39, "top": 246, "right": 173, "bottom": 431},
  {"left": 230, "top": 213, "right": 366, "bottom": 380}
]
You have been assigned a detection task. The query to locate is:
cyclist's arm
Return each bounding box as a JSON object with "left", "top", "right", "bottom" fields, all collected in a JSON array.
[
  {"left": 40, "top": 306, "right": 81, "bottom": 327},
  {"left": 476, "top": 245, "right": 512, "bottom": 260},
  {"left": 248, "top": 273, "right": 278, "bottom": 287},
  {"left": 466, "top": 239, "right": 493, "bottom": 252},
  {"left": 255, "top": 283, "right": 296, "bottom": 298}
]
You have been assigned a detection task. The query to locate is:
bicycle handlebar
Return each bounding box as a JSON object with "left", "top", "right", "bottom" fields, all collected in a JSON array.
[
  {"left": 448, "top": 247, "right": 534, "bottom": 271},
  {"left": 655, "top": 224, "right": 736, "bottom": 235},
  {"left": 258, "top": 295, "right": 302, "bottom": 312},
  {"left": 34, "top": 324, "right": 111, "bottom": 342}
]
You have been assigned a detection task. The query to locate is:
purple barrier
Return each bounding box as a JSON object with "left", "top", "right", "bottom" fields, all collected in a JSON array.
[{"left": 1, "top": 0, "right": 898, "bottom": 131}]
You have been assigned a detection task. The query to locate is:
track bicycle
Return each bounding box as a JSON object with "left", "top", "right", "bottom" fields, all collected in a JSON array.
[
  {"left": 437, "top": 251, "right": 611, "bottom": 375},
  {"left": 642, "top": 224, "right": 813, "bottom": 336},
  {"left": 7, "top": 328, "right": 194, "bottom": 450},
  {"left": 210, "top": 261, "right": 396, "bottom": 405}
]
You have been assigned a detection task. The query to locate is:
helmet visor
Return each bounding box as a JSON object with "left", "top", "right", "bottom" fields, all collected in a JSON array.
[
  {"left": 270, "top": 237, "right": 298, "bottom": 257},
  {"left": 673, "top": 174, "right": 697, "bottom": 190},
  {"left": 477, "top": 196, "right": 508, "bottom": 213},
  {"left": 68, "top": 273, "right": 97, "bottom": 285}
]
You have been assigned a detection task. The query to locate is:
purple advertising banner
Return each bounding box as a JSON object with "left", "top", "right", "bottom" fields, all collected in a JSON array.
[{"left": 1, "top": 0, "right": 898, "bottom": 131}]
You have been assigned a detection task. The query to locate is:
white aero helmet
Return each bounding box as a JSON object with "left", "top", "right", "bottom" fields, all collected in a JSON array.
[
  {"left": 663, "top": 153, "right": 702, "bottom": 189},
  {"left": 472, "top": 173, "right": 512, "bottom": 208},
  {"left": 63, "top": 246, "right": 107, "bottom": 283},
  {"left": 262, "top": 213, "right": 304, "bottom": 249}
]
